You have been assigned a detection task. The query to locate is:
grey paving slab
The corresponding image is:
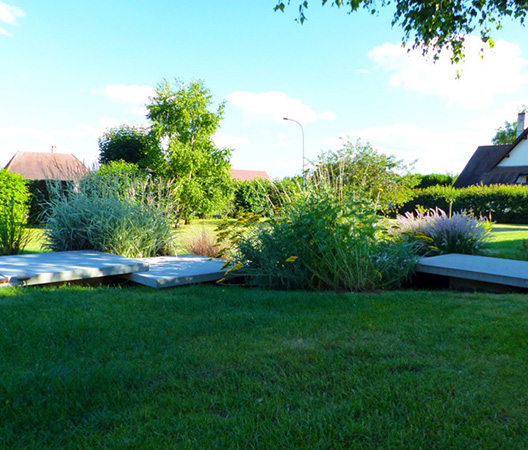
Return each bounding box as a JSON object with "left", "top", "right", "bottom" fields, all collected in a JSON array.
[
  {"left": 417, "top": 254, "right": 528, "bottom": 289},
  {"left": 127, "top": 254, "right": 235, "bottom": 288},
  {"left": 0, "top": 251, "right": 149, "bottom": 287}
]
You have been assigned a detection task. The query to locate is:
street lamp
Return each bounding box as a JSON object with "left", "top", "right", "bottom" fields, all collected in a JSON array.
[{"left": 283, "top": 117, "right": 305, "bottom": 189}]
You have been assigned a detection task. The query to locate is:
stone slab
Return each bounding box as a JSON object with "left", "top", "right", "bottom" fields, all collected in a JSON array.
[
  {"left": 417, "top": 254, "right": 528, "bottom": 289},
  {"left": 0, "top": 251, "right": 149, "bottom": 287},
  {"left": 126, "top": 254, "right": 235, "bottom": 289}
]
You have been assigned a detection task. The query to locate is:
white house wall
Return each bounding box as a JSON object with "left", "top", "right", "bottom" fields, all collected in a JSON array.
[{"left": 498, "top": 139, "right": 528, "bottom": 167}]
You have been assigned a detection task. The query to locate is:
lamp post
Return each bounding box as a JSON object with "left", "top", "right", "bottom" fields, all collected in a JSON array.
[{"left": 283, "top": 117, "right": 305, "bottom": 189}]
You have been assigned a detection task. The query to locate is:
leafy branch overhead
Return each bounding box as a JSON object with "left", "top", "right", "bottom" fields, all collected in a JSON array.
[{"left": 274, "top": 0, "right": 528, "bottom": 62}]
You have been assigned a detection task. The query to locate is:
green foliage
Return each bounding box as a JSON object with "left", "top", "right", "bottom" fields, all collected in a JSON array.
[
  {"left": 80, "top": 161, "right": 179, "bottom": 221},
  {"left": 310, "top": 140, "right": 418, "bottom": 213},
  {"left": 274, "top": 0, "right": 527, "bottom": 63},
  {"left": 0, "top": 170, "right": 30, "bottom": 255},
  {"left": 492, "top": 120, "right": 517, "bottom": 145},
  {"left": 221, "top": 181, "right": 418, "bottom": 291},
  {"left": 147, "top": 79, "right": 234, "bottom": 221},
  {"left": 26, "top": 180, "right": 74, "bottom": 224},
  {"left": 231, "top": 178, "right": 301, "bottom": 216},
  {"left": 415, "top": 173, "right": 456, "bottom": 189},
  {"left": 42, "top": 167, "right": 177, "bottom": 257},
  {"left": 403, "top": 184, "right": 528, "bottom": 224},
  {"left": 98, "top": 124, "right": 161, "bottom": 170}
]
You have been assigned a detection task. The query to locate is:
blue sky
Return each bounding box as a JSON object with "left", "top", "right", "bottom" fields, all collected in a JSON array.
[{"left": 1, "top": 1, "right": 527, "bottom": 179}]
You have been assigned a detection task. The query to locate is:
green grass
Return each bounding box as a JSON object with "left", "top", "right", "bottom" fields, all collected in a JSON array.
[
  {"left": 486, "top": 223, "right": 528, "bottom": 260},
  {"left": 1, "top": 285, "right": 528, "bottom": 448}
]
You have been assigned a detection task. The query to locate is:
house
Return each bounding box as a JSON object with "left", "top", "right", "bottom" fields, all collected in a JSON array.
[
  {"left": 230, "top": 169, "right": 271, "bottom": 182},
  {"left": 454, "top": 112, "right": 528, "bottom": 188},
  {"left": 4, "top": 151, "right": 89, "bottom": 182}
]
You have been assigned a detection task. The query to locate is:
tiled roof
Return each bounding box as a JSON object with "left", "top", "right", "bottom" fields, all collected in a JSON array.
[
  {"left": 4, "top": 151, "right": 89, "bottom": 181},
  {"left": 230, "top": 169, "right": 271, "bottom": 182}
]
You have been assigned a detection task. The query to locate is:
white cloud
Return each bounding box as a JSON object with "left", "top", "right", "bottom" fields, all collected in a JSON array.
[
  {"left": 332, "top": 119, "right": 500, "bottom": 175},
  {"left": 0, "top": 2, "right": 24, "bottom": 25},
  {"left": 91, "top": 84, "right": 155, "bottom": 106},
  {"left": 0, "top": 2, "right": 24, "bottom": 36},
  {"left": 369, "top": 37, "right": 528, "bottom": 109},
  {"left": 227, "top": 91, "right": 337, "bottom": 124}
]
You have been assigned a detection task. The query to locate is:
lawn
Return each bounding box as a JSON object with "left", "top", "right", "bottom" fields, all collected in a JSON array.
[
  {"left": 0, "top": 285, "right": 527, "bottom": 448},
  {"left": 486, "top": 223, "right": 528, "bottom": 260}
]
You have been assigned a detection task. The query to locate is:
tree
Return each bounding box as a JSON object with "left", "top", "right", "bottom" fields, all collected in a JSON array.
[
  {"left": 98, "top": 124, "right": 161, "bottom": 171},
  {"left": 492, "top": 120, "right": 517, "bottom": 145},
  {"left": 274, "top": 0, "right": 527, "bottom": 62},
  {"left": 147, "top": 79, "right": 233, "bottom": 222},
  {"left": 309, "top": 140, "right": 418, "bottom": 212}
]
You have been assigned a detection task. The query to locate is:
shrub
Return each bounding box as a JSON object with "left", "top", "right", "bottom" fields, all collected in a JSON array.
[
  {"left": 395, "top": 207, "right": 492, "bottom": 256},
  {"left": 42, "top": 169, "right": 177, "bottom": 258},
  {"left": 26, "top": 180, "right": 74, "bottom": 224},
  {"left": 186, "top": 227, "right": 223, "bottom": 258},
  {"left": 231, "top": 178, "right": 301, "bottom": 216},
  {"left": 79, "top": 161, "right": 179, "bottom": 221},
  {"left": 0, "top": 170, "right": 30, "bottom": 255},
  {"left": 221, "top": 183, "right": 418, "bottom": 291}
]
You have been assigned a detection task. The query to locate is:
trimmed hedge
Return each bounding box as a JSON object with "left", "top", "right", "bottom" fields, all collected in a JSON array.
[{"left": 401, "top": 184, "right": 528, "bottom": 224}]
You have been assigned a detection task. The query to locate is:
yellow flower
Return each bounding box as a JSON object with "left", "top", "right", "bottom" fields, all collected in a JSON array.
[
  {"left": 216, "top": 278, "right": 226, "bottom": 284},
  {"left": 285, "top": 256, "right": 298, "bottom": 263}
]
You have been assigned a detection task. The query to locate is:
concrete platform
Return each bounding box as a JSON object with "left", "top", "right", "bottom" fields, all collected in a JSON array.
[
  {"left": 125, "top": 254, "right": 235, "bottom": 289},
  {"left": 0, "top": 251, "right": 148, "bottom": 287},
  {"left": 417, "top": 254, "right": 528, "bottom": 290}
]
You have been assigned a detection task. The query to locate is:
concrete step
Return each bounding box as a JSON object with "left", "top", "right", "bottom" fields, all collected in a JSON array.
[
  {"left": 417, "top": 254, "right": 528, "bottom": 291},
  {"left": 0, "top": 251, "right": 148, "bottom": 287}
]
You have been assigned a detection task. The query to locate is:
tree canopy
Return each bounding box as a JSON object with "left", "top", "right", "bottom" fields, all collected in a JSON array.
[
  {"left": 309, "top": 140, "right": 418, "bottom": 211},
  {"left": 274, "top": 0, "right": 527, "bottom": 62},
  {"left": 147, "top": 79, "right": 233, "bottom": 222},
  {"left": 98, "top": 124, "right": 161, "bottom": 171},
  {"left": 492, "top": 120, "right": 517, "bottom": 145}
]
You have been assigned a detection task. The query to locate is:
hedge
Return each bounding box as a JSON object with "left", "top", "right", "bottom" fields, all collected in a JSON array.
[{"left": 401, "top": 184, "right": 528, "bottom": 224}]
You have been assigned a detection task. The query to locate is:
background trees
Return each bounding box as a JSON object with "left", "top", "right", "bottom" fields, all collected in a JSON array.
[
  {"left": 97, "top": 79, "right": 233, "bottom": 223},
  {"left": 309, "top": 140, "right": 418, "bottom": 212},
  {"left": 275, "top": 0, "right": 528, "bottom": 62},
  {"left": 98, "top": 124, "right": 161, "bottom": 171},
  {"left": 492, "top": 121, "right": 517, "bottom": 145}
]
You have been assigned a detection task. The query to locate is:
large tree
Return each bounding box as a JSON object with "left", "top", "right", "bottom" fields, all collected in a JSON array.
[
  {"left": 275, "top": 0, "right": 527, "bottom": 62},
  {"left": 147, "top": 79, "right": 233, "bottom": 222}
]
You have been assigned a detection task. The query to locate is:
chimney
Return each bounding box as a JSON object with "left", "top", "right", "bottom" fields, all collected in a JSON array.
[{"left": 517, "top": 112, "right": 527, "bottom": 138}]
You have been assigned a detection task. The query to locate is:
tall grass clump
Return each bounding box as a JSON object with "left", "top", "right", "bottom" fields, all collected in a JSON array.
[
  {"left": 220, "top": 179, "right": 418, "bottom": 291},
  {"left": 186, "top": 227, "right": 223, "bottom": 258},
  {"left": 395, "top": 207, "right": 492, "bottom": 256},
  {"left": 42, "top": 162, "right": 178, "bottom": 257},
  {"left": 0, "top": 170, "right": 30, "bottom": 255}
]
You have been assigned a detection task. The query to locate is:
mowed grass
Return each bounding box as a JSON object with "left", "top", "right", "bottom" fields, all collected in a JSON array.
[
  {"left": 486, "top": 223, "right": 528, "bottom": 260},
  {"left": 1, "top": 285, "right": 528, "bottom": 448}
]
